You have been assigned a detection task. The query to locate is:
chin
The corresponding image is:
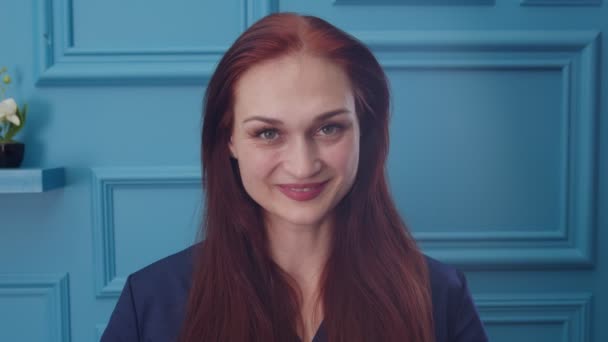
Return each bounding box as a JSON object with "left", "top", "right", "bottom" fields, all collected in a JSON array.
[
  {"left": 285, "top": 212, "right": 327, "bottom": 227},
  {"left": 270, "top": 206, "right": 331, "bottom": 228}
]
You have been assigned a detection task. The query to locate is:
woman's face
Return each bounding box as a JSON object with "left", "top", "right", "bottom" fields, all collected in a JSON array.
[{"left": 229, "top": 53, "right": 360, "bottom": 228}]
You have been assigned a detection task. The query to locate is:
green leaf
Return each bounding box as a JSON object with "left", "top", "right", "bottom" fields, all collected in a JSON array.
[
  {"left": 19, "top": 103, "right": 27, "bottom": 127},
  {"left": 4, "top": 124, "right": 17, "bottom": 141}
]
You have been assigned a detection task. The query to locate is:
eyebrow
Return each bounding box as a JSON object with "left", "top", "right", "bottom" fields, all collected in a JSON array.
[{"left": 241, "top": 108, "right": 350, "bottom": 125}]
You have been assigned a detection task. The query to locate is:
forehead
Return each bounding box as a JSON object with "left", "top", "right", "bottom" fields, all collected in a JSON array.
[{"left": 233, "top": 53, "right": 354, "bottom": 123}]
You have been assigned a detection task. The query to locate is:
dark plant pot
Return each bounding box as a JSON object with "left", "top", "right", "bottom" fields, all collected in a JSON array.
[{"left": 0, "top": 142, "right": 25, "bottom": 168}]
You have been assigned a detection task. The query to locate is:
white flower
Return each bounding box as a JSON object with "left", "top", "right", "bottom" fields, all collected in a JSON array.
[{"left": 0, "top": 98, "right": 20, "bottom": 126}]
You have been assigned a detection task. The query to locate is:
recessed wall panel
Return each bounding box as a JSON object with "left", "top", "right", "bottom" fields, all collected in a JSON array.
[
  {"left": 113, "top": 184, "right": 202, "bottom": 277},
  {"left": 0, "top": 274, "right": 70, "bottom": 342},
  {"left": 477, "top": 294, "right": 591, "bottom": 342},
  {"left": 91, "top": 167, "right": 202, "bottom": 297},
  {"left": 389, "top": 68, "right": 564, "bottom": 235},
  {"left": 35, "top": 0, "right": 275, "bottom": 84},
  {"left": 348, "top": 30, "right": 599, "bottom": 268},
  {"left": 71, "top": 0, "right": 243, "bottom": 50},
  {"left": 0, "top": 295, "right": 50, "bottom": 341}
]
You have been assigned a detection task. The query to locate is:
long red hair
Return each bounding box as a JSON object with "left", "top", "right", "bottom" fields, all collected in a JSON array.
[{"left": 179, "top": 13, "right": 435, "bottom": 342}]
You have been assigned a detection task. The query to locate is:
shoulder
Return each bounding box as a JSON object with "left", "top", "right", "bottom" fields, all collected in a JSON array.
[
  {"left": 425, "top": 255, "right": 468, "bottom": 310},
  {"left": 125, "top": 242, "right": 203, "bottom": 311},
  {"left": 128, "top": 242, "right": 199, "bottom": 291},
  {"left": 101, "top": 243, "right": 201, "bottom": 341},
  {"left": 424, "top": 254, "right": 466, "bottom": 297},
  {"left": 423, "top": 254, "right": 489, "bottom": 342},
  {"left": 423, "top": 254, "right": 467, "bottom": 321}
]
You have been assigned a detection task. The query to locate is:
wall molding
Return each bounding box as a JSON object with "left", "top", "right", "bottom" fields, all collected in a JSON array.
[
  {"left": 476, "top": 293, "right": 592, "bottom": 342},
  {"left": 346, "top": 30, "right": 599, "bottom": 269},
  {"left": 0, "top": 274, "right": 71, "bottom": 342},
  {"left": 334, "top": 0, "right": 494, "bottom": 5},
  {"left": 90, "top": 166, "right": 201, "bottom": 298},
  {"left": 335, "top": 0, "right": 603, "bottom": 5},
  {"left": 521, "top": 0, "right": 601, "bottom": 6},
  {"left": 34, "top": 0, "right": 276, "bottom": 85}
]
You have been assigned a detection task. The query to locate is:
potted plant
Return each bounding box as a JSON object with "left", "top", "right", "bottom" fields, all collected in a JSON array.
[{"left": 0, "top": 66, "right": 28, "bottom": 168}]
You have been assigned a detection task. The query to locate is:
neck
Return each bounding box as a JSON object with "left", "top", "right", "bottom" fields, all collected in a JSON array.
[
  {"left": 264, "top": 214, "right": 331, "bottom": 341},
  {"left": 265, "top": 214, "right": 332, "bottom": 288}
]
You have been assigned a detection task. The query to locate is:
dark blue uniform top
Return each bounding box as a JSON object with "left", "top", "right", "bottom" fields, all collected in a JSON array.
[{"left": 101, "top": 244, "right": 488, "bottom": 341}]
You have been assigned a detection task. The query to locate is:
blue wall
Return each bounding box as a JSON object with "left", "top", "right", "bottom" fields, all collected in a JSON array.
[{"left": 0, "top": 0, "right": 606, "bottom": 341}]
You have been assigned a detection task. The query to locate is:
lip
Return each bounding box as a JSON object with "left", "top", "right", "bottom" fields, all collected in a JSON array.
[{"left": 277, "top": 181, "right": 329, "bottom": 202}]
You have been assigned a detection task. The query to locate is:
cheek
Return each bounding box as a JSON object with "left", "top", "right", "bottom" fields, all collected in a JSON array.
[
  {"left": 324, "top": 136, "right": 359, "bottom": 178},
  {"left": 237, "top": 146, "right": 280, "bottom": 186}
]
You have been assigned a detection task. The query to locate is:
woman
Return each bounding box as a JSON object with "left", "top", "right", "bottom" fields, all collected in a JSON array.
[{"left": 101, "top": 13, "right": 488, "bottom": 342}]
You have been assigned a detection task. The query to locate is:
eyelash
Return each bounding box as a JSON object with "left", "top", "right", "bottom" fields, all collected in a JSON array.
[{"left": 253, "top": 123, "right": 345, "bottom": 142}]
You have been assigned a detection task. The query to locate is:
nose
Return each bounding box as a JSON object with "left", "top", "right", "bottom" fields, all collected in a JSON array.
[{"left": 283, "top": 137, "right": 322, "bottom": 179}]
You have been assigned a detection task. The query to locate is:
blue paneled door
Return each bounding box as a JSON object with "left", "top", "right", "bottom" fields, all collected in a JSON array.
[{"left": 0, "top": 0, "right": 606, "bottom": 341}]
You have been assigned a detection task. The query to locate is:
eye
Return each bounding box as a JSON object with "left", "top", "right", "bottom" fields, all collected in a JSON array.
[
  {"left": 318, "top": 124, "right": 342, "bottom": 136},
  {"left": 257, "top": 129, "right": 279, "bottom": 141}
]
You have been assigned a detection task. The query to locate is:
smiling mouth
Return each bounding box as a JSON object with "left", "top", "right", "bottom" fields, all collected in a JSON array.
[{"left": 276, "top": 181, "right": 329, "bottom": 201}]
